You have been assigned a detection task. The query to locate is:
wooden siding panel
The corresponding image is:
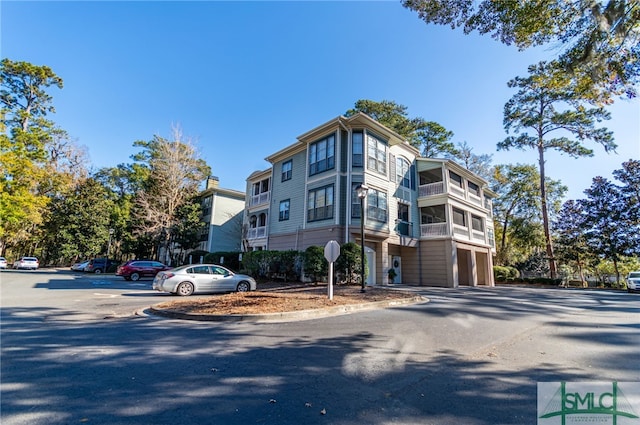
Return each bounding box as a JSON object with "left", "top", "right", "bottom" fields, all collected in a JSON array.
[{"left": 269, "top": 150, "right": 307, "bottom": 236}]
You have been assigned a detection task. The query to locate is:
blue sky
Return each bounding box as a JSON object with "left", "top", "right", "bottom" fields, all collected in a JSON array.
[{"left": 2, "top": 1, "right": 638, "bottom": 200}]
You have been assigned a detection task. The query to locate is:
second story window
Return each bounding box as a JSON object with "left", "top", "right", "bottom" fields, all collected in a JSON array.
[
  {"left": 307, "top": 185, "right": 334, "bottom": 222},
  {"left": 367, "top": 188, "right": 388, "bottom": 222},
  {"left": 309, "top": 135, "right": 335, "bottom": 176},
  {"left": 367, "top": 134, "right": 387, "bottom": 175},
  {"left": 279, "top": 199, "right": 290, "bottom": 221},
  {"left": 471, "top": 214, "right": 483, "bottom": 231},
  {"left": 452, "top": 207, "right": 466, "bottom": 227},
  {"left": 282, "top": 160, "right": 292, "bottom": 182},
  {"left": 352, "top": 132, "right": 363, "bottom": 167},
  {"left": 396, "top": 157, "right": 411, "bottom": 188}
]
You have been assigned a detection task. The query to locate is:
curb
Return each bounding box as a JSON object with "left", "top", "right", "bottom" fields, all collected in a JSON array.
[{"left": 145, "top": 295, "right": 428, "bottom": 323}]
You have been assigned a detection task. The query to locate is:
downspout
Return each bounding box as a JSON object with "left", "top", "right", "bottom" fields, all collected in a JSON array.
[{"left": 338, "top": 118, "right": 352, "bottom": 243}]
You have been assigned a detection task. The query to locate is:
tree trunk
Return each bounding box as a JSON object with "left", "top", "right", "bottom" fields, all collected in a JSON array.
[{"left": 538, "top": 144, "right": 557, "bottom": 279}]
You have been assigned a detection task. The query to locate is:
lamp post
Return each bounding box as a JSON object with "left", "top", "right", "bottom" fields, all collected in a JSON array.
[{"left": 355, "top": 183, "right": 369, "bottom": 292}]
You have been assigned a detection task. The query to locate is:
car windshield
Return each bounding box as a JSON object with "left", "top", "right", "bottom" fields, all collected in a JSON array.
[{"left": 629, "top": 272, "right": 640, "bottom": 278}]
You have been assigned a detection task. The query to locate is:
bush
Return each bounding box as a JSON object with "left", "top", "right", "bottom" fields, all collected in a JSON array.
[
  {"left": 241, "top": 250, "right": 302, "bottom": 281},
  {"left": 204, "top": 251, "right": 242, "bottom": 271},
  {"left": 303, "top": 246, "right": 328, "bottom": 283},
  {"left": 494, "top": 266, "right": 519, "bottom": 281},
  {"left": 336, "top": 242, "right": 366, "bottom": 285}
]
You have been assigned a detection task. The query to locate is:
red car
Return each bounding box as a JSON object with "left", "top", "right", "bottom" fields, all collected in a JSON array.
[{"left": 116, "top": 260, "right": 171, "bottom": 281}]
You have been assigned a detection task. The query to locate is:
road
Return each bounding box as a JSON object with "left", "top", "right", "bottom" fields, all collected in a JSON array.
[{"left": 1, "top": 269, "right": 638, "bottom": 425}]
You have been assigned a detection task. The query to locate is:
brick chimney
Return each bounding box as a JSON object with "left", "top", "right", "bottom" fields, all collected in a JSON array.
[{"left": 206, "top": 176, "right": 219, "bottom": 190}]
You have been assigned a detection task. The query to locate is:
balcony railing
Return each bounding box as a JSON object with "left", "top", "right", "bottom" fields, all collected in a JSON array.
[
  {"left": 395, "top": 220, "right": 413, "bottom": 237},
  {"left": 247, "top": 226, "right": 267, "bottom": 239},
  {"left": 420, "top": 222, "right": 448, "bottom": 237},
  {"left": 250, "top": 191, "right": 270, "bottom": 207},
  {"left": 418, "top": 181, "right": 444, "bottom": 197}
]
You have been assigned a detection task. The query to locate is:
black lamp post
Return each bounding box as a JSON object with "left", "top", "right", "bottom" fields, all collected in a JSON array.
[{"left": 355, "top": 183, "right": 369, "bottom": 292}]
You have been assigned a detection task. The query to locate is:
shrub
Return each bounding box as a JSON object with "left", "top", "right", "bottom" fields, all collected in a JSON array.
[
  {"left": 336, "top": 242, "right": 366, "bottom": 285},
  {"left": 204, "top": 251, "right": 242, "bottom": 271},
  {"left": 494, "top": 266, "right": 519, "bottom": 281},
  {"left": 303, "top": 246, "right": 328, "bottom": 283}
]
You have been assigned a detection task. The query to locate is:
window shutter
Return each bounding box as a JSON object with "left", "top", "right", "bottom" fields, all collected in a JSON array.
[{"left": 389, "top": 153, "right": 396, "bottom": 182}]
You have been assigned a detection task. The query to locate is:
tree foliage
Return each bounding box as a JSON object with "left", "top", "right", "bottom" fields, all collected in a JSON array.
[
  {"left": 345, "top": 99, "right": 457, "bottom": 157},
  {"left": 41, "top": 178, "right": 114, "bottom": 264},
  {"left": 498, "top": 61, "right": 614, "bottom": 277},
  {"left": 402, "top": 0, "right": 640, "bottom": 99},
  {"left": 0, "top": 59, "right": 87, "bottom": 256},
  {"left": 131, "top": 126, "right": 210, "bottom": 262}
]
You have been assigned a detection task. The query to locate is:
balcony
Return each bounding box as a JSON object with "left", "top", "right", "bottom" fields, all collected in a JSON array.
[
  {"left": 418, "top": 181, "right": 444, "bottom": 197},
  {"left": 420, "top": 222, "right": 448, "bottom": 237},
  {"left": 247, "top": 226, "right": 267, "bottom": 239},
  {"left": 250, "top": 191, "right": 270, "bottom": 207}
]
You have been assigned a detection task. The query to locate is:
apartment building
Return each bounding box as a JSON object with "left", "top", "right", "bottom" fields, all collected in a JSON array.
[
  {"left": 244, "top": 113, "right": 496, "bottom": 287},
  {"left": 197, "top": 176, "right": 246, "bottom": 253}
]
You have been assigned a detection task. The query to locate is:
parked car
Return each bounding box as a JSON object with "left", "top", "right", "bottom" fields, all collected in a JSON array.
[
  {"left": 627, "top": 271, "right": 640, "bottom": 293},
  {"left": 71, "top": 260, "right": 90, "bottom": 271},
  {"left": 85, "top": 258, "right": 117, "bottom": 274},
  {"left": 116, "top": 260, "right": 171, "bottom": 281},
  {"left": 0, "top": 257, "right": 7, "bottom": 269},
  {"left": 153, "top": 264, "right": 257, "bottom": 296},
  {"left": 13, "top": 257, "right": 39, "bottom": 270}
]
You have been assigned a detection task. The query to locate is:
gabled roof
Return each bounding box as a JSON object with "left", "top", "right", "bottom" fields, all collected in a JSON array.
[{"left": 266, "top": 112, "right": 418, "bottom": 163}]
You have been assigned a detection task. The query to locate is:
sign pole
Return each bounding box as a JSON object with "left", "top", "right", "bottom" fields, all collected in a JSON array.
[
  {"left": 328, "top": 261, "right": 334, "bottom": 300},
  {"left": 324, "top": 240, "right": 340, "bottom": 301}
]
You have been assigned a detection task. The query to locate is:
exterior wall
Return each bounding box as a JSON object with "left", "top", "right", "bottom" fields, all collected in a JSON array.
[
  {"left": 419, "top": 239, "right": 455, "bottom": 287},
  {"left": 269, "top": 150, "right": 307, "bottom": 236},
  {"left": 269, "top": 225, "right": 347, "bottom": 252},
  {"left": 242, "top": 113, "right": 496, "bottom": 288},
  {"left": 207, "top": 193, "right": 244, "bottom": 251}
]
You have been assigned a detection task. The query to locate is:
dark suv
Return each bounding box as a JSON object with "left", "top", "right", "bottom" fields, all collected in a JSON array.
[
  {"left": 85, "top": 258, "right": 118, "bottom": 274},
  {"left": 116, "top": 260, "right": 171, "bottom": 281}
]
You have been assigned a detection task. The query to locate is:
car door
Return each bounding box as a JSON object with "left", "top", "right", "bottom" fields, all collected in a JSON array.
[
  {"left": 211, "top": 266, "right": 234, "bottom": 291},
  {"left": 149, "top": 261, "right": 166, "bottom": 277},
  {"left": 188, "top": 265, "right": 214, "bottom": 292}
]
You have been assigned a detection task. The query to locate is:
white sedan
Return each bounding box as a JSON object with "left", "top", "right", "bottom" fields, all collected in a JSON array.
[{"left": 153, "top": 264, "right": 257, "bottom": 296}]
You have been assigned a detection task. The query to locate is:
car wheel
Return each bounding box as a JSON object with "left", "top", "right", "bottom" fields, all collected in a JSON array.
[
  {"left": 131, "top": 272, "right": 140, "bottom": 281},
  {"left": 236, "top": 281, "right": 251, "bottom": 292},
  {"left": 94, "top": 268, "right": 102, "bottom": 274},
  {"left": 176, "top": 282, "right": 194, "bottom": 296}
]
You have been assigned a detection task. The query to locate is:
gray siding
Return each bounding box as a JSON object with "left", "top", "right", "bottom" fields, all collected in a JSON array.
[{"left": 269, "top": 150, "right": 307, "bottom": 236}]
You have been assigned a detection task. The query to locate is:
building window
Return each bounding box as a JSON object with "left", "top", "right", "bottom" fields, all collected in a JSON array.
[
  {"left": 396, "top": 157, "right": 411, "bottom": 188},
  {"left": 449, "top": 171, "right": 463, "bottom": 188},
  {"left": 367, "top": 134, "right": 387, "bottom": 175},
  {"left": 471, "top": 214, "right": 483, "bottom": 231},
  {"left": 397, "top": 203, "right": 410, "bottom": 236},
  {"left": 281, "top": 160, "right": 292, "bottom": 182},
  {"left": 452, "top": 207, "right": 466, "bottom": 227},
  {"left": 258, "top": 213, "right": 267, "bottom": 227},
  {"left": 367, "top": 188, "right": 388, "bottom": 222},
  {"left": 307, "top": 185, "right": 334, "bottom": 222},
  {"left": 468, "top": 181, "right": 480, "bottom": 196},
  {"left": 351, "top": 183, "right": 364, "bottom": 218},
  {"left": 279, "top": 199, "right": 290, "bottom": 221},
  {"left": 309, "top": 134, "right": 335, "bottom": 176},
  {"left": 352, "top": 132, "right": 363, "bottom": 167},
  {"left": 421, "top": 205, "right": 446, "bottom": 224},
  {"left": 249, "top": 215, "right": 257, "bottom": 228}
]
